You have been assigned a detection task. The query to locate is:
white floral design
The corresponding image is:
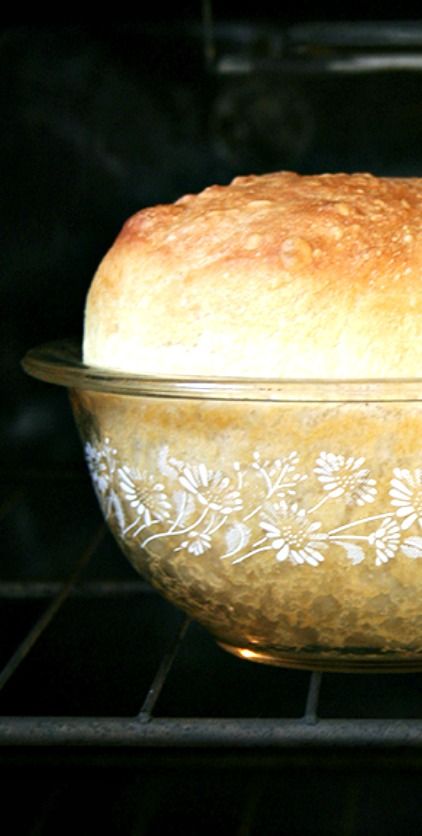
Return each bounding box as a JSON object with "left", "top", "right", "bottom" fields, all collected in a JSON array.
[
  {"left": 259, "top": 501, "right": 327, "bottom": 566},
  {"left": 172, "top": 490, "right": 197, "bottom": 526},
  {"left": 251, "top": 451, "right": 306, "bottom": 500},
  {"left": 368, "top": 518, "right": 401, "bottom": 566},
  {"left": 225, "top": 523, "right": 251, "bottom": 556},
  {"left": 401, "top": 536, "right": 422, "bottom": 559},
  {"left": 332, "top": 541, "right": 366, "bottom": 566},
  {"left": 390, "top": 468, "right": 422, "bottom": 530},
  {"left": 119, "top": 465, "right": 171, "bottom": 526},
  {"left": 176, "top": 530, "right": 212, "bottom": 556},
  {"left": 178, "top": 464, "right": 243, "bottom": 515},
  {"left": 314, "top": 452, "right": 377, "bottom": 506},
  {"left": 85, "top": 438, "right": 116, "bottom": 495},
  {"left": 84, "top": 437, "right": 422, "bottom": 571}
]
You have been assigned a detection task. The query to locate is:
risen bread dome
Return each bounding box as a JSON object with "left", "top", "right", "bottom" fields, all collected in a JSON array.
[{"left": 83, "top": 171, "right": 422, "bottom": 378}]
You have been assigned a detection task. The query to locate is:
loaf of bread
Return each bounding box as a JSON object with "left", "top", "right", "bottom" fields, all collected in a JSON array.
[{"left": 83, "top": 171, "right": 422, "bottom": 378}]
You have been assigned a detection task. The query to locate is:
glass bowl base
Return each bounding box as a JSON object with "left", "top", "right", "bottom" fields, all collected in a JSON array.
[{"left": 217, "top": 641, "right": 422, "bottom": 673}]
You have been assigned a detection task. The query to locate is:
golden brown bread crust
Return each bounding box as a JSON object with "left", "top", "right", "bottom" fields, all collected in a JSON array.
[{"left": 83, "top": 171, "right": 422, "bottom": 378}]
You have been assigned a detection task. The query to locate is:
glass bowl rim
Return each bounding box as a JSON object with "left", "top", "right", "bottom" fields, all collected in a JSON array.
[{"left": 22, "top": 339, "right": 422, "bottom": 403}]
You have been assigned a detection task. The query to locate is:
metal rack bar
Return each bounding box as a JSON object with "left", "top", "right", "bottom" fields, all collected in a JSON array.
[
  {"left": 139, "top": 617, "right": 191, "bottom": 720},
  {"left": 198, "top": 15, "right": 422, "bottom": 75},
  {"left": 303, "top": 671, "right": 322, "bottom": 725},
  {"left": 0, "top": 580, "right": 153, "bottom": 599},
  {"left": 1, "top": 717, "right": 422, "bottom": 748},
  {"left": 288, "top": 21, "right": 422, "bottom": 47},
  {"left": 0, "top": 524, "right": 105, "bottom": 693},
  {"left": 215, "top": 53, "right": 422, "bottom": 76}
]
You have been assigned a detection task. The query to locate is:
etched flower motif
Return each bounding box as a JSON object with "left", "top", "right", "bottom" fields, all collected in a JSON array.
[
  {"left": 86, "top": 440, "right": 422, "bottom": 571},
  {"left": 401, "top": 536, "right": 422, "bottom": 559},
  {"left": 179, "top": 464, "right": 243, "bottom": 515},
  {"left": 251, "top": 450, "right": 306, "bottom": 499},
  {"left": 177, "top": 530, "right": 212, "bottom": 556},
  {"left": 314, "top": 452, "right": 377, "bottom": 506},
  {"left": 368, "top": 518, "right": 401, "bottom": 566},
  {"left": 224, "top": 522, "right": 251, "bottom": 556},
  {"left": 259, "top": 501, "right": 327, "bottom": 566},
  {"left": 390, "top": 468, "right": 422, "bottom": 530},
  {"left": 85, "top": 439, "right": 116, "bottom": 495},
  {"left": 119, "top": 465, "right": 171, "bottom": 526},
  {"left": 172, "top": 490, "right": 197, "bottom": 527}
]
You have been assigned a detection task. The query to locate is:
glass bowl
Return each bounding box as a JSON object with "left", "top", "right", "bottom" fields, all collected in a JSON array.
[{"left": 23, "top": 340, "right": 422, "bottom": 672}]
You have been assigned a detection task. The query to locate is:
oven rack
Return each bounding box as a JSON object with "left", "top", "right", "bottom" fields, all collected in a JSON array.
[
  {"left": 143, "top": 15, "right": 422, "bottom": 75},
  {"left": 1, "top": 466, "right": 422, "bottom": 752}
]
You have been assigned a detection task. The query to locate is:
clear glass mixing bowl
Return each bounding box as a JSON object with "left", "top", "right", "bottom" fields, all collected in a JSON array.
[{"left": 23, "top": 340, "right": 422, "bottom": 672}]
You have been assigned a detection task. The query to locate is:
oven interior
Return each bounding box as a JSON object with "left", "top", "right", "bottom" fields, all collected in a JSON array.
[{"left": 2, "top": 13, "right": 422, "bottom": 834}]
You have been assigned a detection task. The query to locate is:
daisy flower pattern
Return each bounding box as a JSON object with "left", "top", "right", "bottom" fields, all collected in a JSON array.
[
  {"left": 178, "top": 464, "right": 243, "bottom": 515},
  {"left": 259, "top": 501, "right": 327, "bottom": 566},
  {"left": 83, "top": 434, "right": 422, "bottom": 571},
  {"left": 85, "top": 439, "right": 116, "bottom": 495},
  {"left": 314, "top": 452, "right": 377, "bottom": 506},
  {"left": 390, "top": 468, "right": 422, "bottom": 530},
  {"left": 119, "top": 465, "right": 171, "bottom": 526},
  {"left": 368, "top": 518, "right": 401, "bottom": 566},
  {"left": 176, "top": 530, "right": 212, "bottom": 556}
]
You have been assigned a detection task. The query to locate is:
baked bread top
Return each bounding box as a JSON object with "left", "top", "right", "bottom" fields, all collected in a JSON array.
[{"left": 83, "top": 171, "right": 422, "bottom": 378}]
